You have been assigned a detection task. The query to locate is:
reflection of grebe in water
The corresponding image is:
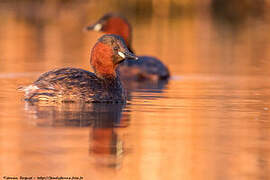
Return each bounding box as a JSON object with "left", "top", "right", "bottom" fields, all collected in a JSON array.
[
  {"left": 19, "top": 34, "right": 138, "bottom": 103},
  {"left": 89, "top": 104, "right": 130, "bottom": 168},
  {"left": 24, "top": 102, "right": 130, "bottom": 168}
]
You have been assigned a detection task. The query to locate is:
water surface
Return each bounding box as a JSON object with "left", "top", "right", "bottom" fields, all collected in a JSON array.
[{"left": 1, "top": 1, "right": 270, "bottom": 180}]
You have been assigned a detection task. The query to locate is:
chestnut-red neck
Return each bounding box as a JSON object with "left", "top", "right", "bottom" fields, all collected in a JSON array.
[
  {"left": 103, "top": 17, "right": 132, "bottom": 50},
  {"left": 90, "top": 42, "right": 116, "bottom": 79}
]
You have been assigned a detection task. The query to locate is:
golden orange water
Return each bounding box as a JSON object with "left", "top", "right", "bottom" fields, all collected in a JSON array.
[{"left": 1, "top": 1, "right": 270, "bottom": 180}]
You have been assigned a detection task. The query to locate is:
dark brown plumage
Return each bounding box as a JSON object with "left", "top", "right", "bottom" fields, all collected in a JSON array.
[{"left": 19, "top": 34, "right": 138, "bottom": 103}]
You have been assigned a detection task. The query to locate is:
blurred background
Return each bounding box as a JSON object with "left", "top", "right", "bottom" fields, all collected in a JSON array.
[
  {"left": 1, "top": 0, "right": 270, "bottom": 180},
  {"left": 1, "top": 0, "right": 270, "bottom": 75}
]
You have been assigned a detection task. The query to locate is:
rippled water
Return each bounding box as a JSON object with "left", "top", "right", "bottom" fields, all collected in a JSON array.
[{"left": 1, "top": 1, "right": 270, "bottom": 180}]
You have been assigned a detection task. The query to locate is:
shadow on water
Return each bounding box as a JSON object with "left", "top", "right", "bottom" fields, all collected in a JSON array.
[{"left": 24, "top": 102, "right": 129, "bottom": 168}]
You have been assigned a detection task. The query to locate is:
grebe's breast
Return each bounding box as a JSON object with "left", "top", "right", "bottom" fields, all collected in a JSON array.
[{"left": 22, "top": 68, "right": 125, "bottom": 103}]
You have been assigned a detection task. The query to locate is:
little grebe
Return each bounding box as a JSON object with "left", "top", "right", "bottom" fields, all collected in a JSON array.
[
  {"left": 85, "top": 13, "right": 170, "bottom": 81},
  {"left": 19, "top": 34, "right": 138, "bottom": 103}
]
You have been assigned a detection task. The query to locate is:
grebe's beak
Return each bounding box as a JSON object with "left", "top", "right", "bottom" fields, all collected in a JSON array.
[
  {"left": 85, "top": 23, "right": 103, "bottom": 32},
  {"left": 118, "top": 51, "right": 138, "bottom": 60}
]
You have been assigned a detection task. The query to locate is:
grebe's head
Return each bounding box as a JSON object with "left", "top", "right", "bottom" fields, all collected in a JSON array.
[
  {"left": 85, "top": 13, "right": 132, "bottom": 49},
  {"left": 90, "top": 34, "right": 138, "bottom": 79}
]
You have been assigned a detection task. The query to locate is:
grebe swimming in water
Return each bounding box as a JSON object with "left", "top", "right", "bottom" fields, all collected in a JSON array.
[
  {"left": 19, "top": 34, "right": 138, "bottom": 103},
  {"left": 85, "top": 13, "right": 170, "bottom": 82}
]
